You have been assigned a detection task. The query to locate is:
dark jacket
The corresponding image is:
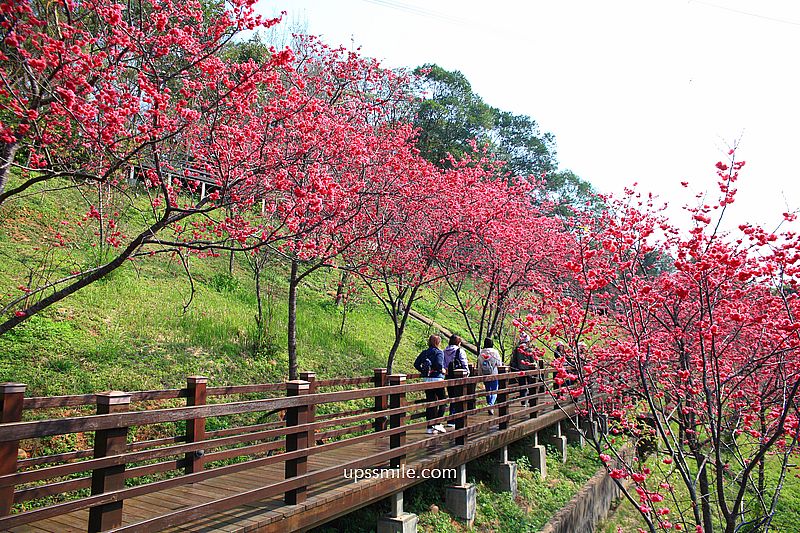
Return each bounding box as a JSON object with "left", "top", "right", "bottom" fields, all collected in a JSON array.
[
  {"left": 414, "top": 347, "right": 445, "bottom": 379},
  {"left": 510, "top": 344, "right": 536, "bottom": 373}
]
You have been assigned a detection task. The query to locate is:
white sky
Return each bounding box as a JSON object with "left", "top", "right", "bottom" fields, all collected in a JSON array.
[{"left": 256, "top": 0, "right": 800, "bottom": 229}]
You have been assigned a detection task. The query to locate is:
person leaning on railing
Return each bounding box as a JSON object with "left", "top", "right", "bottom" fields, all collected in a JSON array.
[{"left": 414, "top": 334, "right": 447, "bottom": 434}]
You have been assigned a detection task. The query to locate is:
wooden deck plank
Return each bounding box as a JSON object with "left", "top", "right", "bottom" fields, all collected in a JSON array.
[
  {"left": 8, "top": 521, "right": 63, "bottom": 533},
  {"left": 23, "top": 511, "right": 86, "bottom": 533}
]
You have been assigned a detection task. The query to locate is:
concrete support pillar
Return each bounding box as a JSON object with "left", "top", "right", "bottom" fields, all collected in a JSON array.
[
  {"left": 445, "top": 464, "right": 476, "bottom": 525},
  {"left": 537, "top": 424, "right": 567, "bottom": 464},
  {"left": 529, "top": 443, "right": 547, "bottom": 479},
  {"left": 377, "top": 491, "right": 418, "bottom": 533},
  {"left": 562, "top": 416, "right": 585, "bottom": 447},
  {"left": 492, "top": 447, "right": 517, "bottom": 497}
]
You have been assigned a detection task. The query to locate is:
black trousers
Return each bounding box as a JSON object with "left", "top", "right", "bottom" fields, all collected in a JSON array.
[
  {"left": 426, "top": 383, "right": 446, "bottom": 424},
  {"left": 446, "top": 381, "right": 463, "bottom": 416}
]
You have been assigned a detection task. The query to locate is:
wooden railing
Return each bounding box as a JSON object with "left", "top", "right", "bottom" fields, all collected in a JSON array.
[{"left": 0, "top": 366, "right": 565, "bottom": 532}]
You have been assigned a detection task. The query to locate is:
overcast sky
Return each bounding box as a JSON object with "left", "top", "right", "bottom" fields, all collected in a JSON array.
[{"left": 257, "top": 0, "right": 800, "bottom": 229}]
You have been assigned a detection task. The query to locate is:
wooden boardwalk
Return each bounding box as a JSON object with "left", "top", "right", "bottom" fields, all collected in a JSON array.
[{"left": 0, "top": 368, "right": 581, "bottom": 532}]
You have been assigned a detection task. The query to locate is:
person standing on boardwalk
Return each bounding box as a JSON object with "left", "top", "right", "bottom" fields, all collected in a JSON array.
[
  {"left": 477, "top": 338, "right": 502, "bottom": 415},
  {"left": 414, "top": 334, "right": 447, "bottom": 434},
  {"left": 443, "top": 334, "right": 470, "bottom": 426},
  {"left": 510, "top": 332, "right": 537, "bottom": 406}
]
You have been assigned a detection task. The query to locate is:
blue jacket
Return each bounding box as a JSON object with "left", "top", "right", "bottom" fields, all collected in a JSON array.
[{"left": 414, "top": 347, "right": 445, "bottom": 379}]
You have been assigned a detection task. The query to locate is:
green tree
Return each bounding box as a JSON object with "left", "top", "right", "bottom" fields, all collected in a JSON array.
[
  {"left": 540, "top": 169, "right": 598, "bottom": 215},
  {"left": 490, "top": 109, "right": 556, "bottom": 177},
  {"left": 412, "top": 63, "right": 597, "bottom": 214},
  {"left": 412, "top": 64, "right": 495, "bottom": 166}
]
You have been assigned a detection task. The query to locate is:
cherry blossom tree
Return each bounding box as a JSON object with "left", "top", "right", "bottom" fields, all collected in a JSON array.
[
  {"left": 347, "top": 150, "right": 525, "bottom": 372},
  {"left": 521, "top": 155, "right": 800, "bottom": 532},
  {"left": 227, "top": 37, "right": 421, "bottom": 379},
  {"left": 0, "top": 0, "right": 327, "bottom": 334},
  {"left": 443, "top": 195, "right": 572, "bottom": 355}
]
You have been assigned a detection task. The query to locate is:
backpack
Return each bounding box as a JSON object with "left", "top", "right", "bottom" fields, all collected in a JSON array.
[
  {"left": 446, "top": 347, "right": 466, "bottom": 377},
  {"left": 414, "top": 349, "right": 433, "bottom": 378},
  {"left": 479, "top": 350, "right": 499, "bottom": 375}
]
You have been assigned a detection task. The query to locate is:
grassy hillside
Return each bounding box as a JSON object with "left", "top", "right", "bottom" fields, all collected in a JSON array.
[
  {"left": 0, "top": 253, "right": 443, "bottom": 394},
  {"left": 0, "top": 181, "right": 459, "bottom": 394}
]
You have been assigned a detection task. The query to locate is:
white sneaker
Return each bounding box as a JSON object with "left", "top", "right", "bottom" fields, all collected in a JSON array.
[{"left": 433, "top": 424, "right": 447, "bottom": 433}]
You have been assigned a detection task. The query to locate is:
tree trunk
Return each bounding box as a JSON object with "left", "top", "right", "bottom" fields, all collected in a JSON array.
[
  {"left": 254, "top": 260, "right": 264, "bottom": 343},
  {"left": 386, "top": 288, "right": 420, "bottom": 374},
  {"left": 696, "top": 453, "right": 715, "bottom": 533},
  {"left": 287, "top": 259, "right": 299, "bottom": 381},
  {"left": 0, "top": 142, "right": 18, "bottom": 201},
  {"left": 335, "top": 269, "right": 349, "bottom": 306},
  {"left": 758, "top": 407, "right": 767, "bottom": 496},
  {"left": 386, "top": 331, "right": 403, "bottom": 375},
  {"left": 339, "top": 303, "right": 348, "bottom": 336}
]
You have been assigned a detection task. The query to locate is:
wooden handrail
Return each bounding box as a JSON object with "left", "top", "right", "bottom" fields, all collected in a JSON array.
[
  {"left": 0, "top": 381, "right": 555, "bottom": 491},
  {"left": 0, "top": 367, "right": 578, "bottom": 531},
  {"left": 19, "top": 373, "right": 402, "bottom": 414},
  {"left": 1, "top": 370, "right": 550, "bottom": 442}
]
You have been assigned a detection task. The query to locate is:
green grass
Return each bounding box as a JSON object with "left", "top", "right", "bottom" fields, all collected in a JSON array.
[
  {"left": 0, "top": 257, "right": 438, "bottom": 395},
  {"left": 0, "top": 177, "right": 435, "bottom": 394}
]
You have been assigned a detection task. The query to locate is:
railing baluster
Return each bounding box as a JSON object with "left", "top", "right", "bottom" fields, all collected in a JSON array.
[
  {"left": 284, "top": 380, "right": 310, "bottom": 505},
  {"left": 530, "top": 360, "right": 544, "bottom": 419},
  {"left": 497, "top": 366, "right": 509, "bottom": 431},
  {"left": 88, "top": 391, "right": 131, "bottom": 533},
  {"left": 185, "top": 375, "right": 207, "bottom": 475},
  {"left": 466, "top": 364, "right": 477, "bottom": 413},
  {"left": 0, "top": 383, "right": 25, "bottom": 516},
  {"left": 373, "top": 368, "right": 388, "bottom": 432},
  {"left": 300, "top": 372, "right": 317, "bottom": 445},
  {"left": 388, "top": 374, "right": 407, "bottom": 468}
]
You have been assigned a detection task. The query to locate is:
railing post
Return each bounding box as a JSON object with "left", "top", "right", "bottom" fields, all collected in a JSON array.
[
  {"left": 284, "top": 380, "right": 310, "bottom": 505},
  {"left": 388, "top": 374, "right": 407, "bottom": 469},
  {"left": 466, "top": 364, "right": 477, "bottom": 413},
  {"left": 185, "top": 375, "right": 207, "bottom": 475},
  {"left": 0, "top": 383, "right": 25, "bottom": 516},
  {"left": 530, "top": 360, "right": 544, "bottom": 419},
  {"left": 299, "top": 372, "right": 317, "bottom": 445},
  {"left": 451, "top": 369, "right": 468, "bottom": 446},
  {"left": 497, "top": 366, "right": 509, "bottom": 431},
  {"left": 373, "top": 368, "right": 388, "bottom": 432},
  {"left": 88, "top": 391, "right": 131, "bottom": 533}
]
